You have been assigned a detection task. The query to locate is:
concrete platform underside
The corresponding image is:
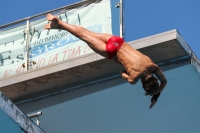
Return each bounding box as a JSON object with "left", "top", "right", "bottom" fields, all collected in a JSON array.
[{"left": 0, "top": 29, "right": 189, "bottom": 102}]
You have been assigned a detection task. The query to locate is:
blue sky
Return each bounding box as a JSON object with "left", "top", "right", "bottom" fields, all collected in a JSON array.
[{"left": 0, "top": 0, "right": 200, "bottom": 58}]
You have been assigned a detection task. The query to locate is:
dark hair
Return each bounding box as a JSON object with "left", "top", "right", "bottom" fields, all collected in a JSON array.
[{"left": 142, "top": 75, "right": 159, "bottom": 96}]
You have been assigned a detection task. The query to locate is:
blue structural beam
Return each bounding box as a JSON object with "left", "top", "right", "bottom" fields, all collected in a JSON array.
[
  {"left": 0, "top": 109, "right": 25, "bottom": 133},
  {"left": 0, "top": 92, "right": 45, "bottom": 133}
]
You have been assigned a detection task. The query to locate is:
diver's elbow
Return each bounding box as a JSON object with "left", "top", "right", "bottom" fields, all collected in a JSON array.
[{"left": 128, "top": 79, "right": 136, "bottom": 85}]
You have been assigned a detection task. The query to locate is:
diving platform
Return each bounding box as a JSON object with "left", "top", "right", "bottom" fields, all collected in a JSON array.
[{"left": 0, "top": 29, "right": 191, "bottom": 102}]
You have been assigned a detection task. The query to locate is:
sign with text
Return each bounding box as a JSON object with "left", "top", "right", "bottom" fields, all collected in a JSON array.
[{"left": 0, "top": 0, "right": 112, "bottom": 78}]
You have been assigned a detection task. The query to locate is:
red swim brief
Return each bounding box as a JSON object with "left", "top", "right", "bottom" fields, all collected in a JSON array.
[{"left": 106, "top": 36, "right": 124, "bottom": 60}]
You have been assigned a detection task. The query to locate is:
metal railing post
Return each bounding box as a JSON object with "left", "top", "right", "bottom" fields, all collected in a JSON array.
[
  {"left": 25, "top": 19, "right": 30, "bottom": 71},
  {"left": 119, "top": 0, "right": 124, "bottom": 39}
]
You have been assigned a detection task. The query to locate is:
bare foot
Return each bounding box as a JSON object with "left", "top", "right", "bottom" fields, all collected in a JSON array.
[
  {"left": 44, "top": 22, "right": 60, "bottom": 29},
  {"left": 46, "top": 13, "right": 58, "bottom": 21},
  {"left": 44, "top": 13, "right": 61, "bottom": 30}
]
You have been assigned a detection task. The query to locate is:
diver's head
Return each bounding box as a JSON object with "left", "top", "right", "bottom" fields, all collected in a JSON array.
[{"left": 141, "top": 75, "right": 159, "bottom": 96}]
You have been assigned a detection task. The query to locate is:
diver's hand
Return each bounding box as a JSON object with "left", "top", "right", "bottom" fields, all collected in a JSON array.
[{"left": 149, "top": 97, "right": 157, "bottom": 109}]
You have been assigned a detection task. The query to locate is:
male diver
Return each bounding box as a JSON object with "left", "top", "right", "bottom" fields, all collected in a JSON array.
[{"left": 44, "top": 13, "right": 167, "bottom": 108}]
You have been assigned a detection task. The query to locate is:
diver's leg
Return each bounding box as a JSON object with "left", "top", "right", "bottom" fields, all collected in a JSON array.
[{"left": 44, "top": 14, "right": 112, "bottom": 58}]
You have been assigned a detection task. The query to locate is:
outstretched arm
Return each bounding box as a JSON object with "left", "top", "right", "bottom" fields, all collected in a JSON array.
[
  {"left": 154, "top": 65, "right": 167, "bottom": 93},
  {"left": 150, "top": 64, "right": 167, "bottom": 108}
]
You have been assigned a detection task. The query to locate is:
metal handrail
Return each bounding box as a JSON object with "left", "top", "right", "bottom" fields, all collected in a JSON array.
[{"left": 0, "top": 0, "right": 101, "bottom": 29}]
